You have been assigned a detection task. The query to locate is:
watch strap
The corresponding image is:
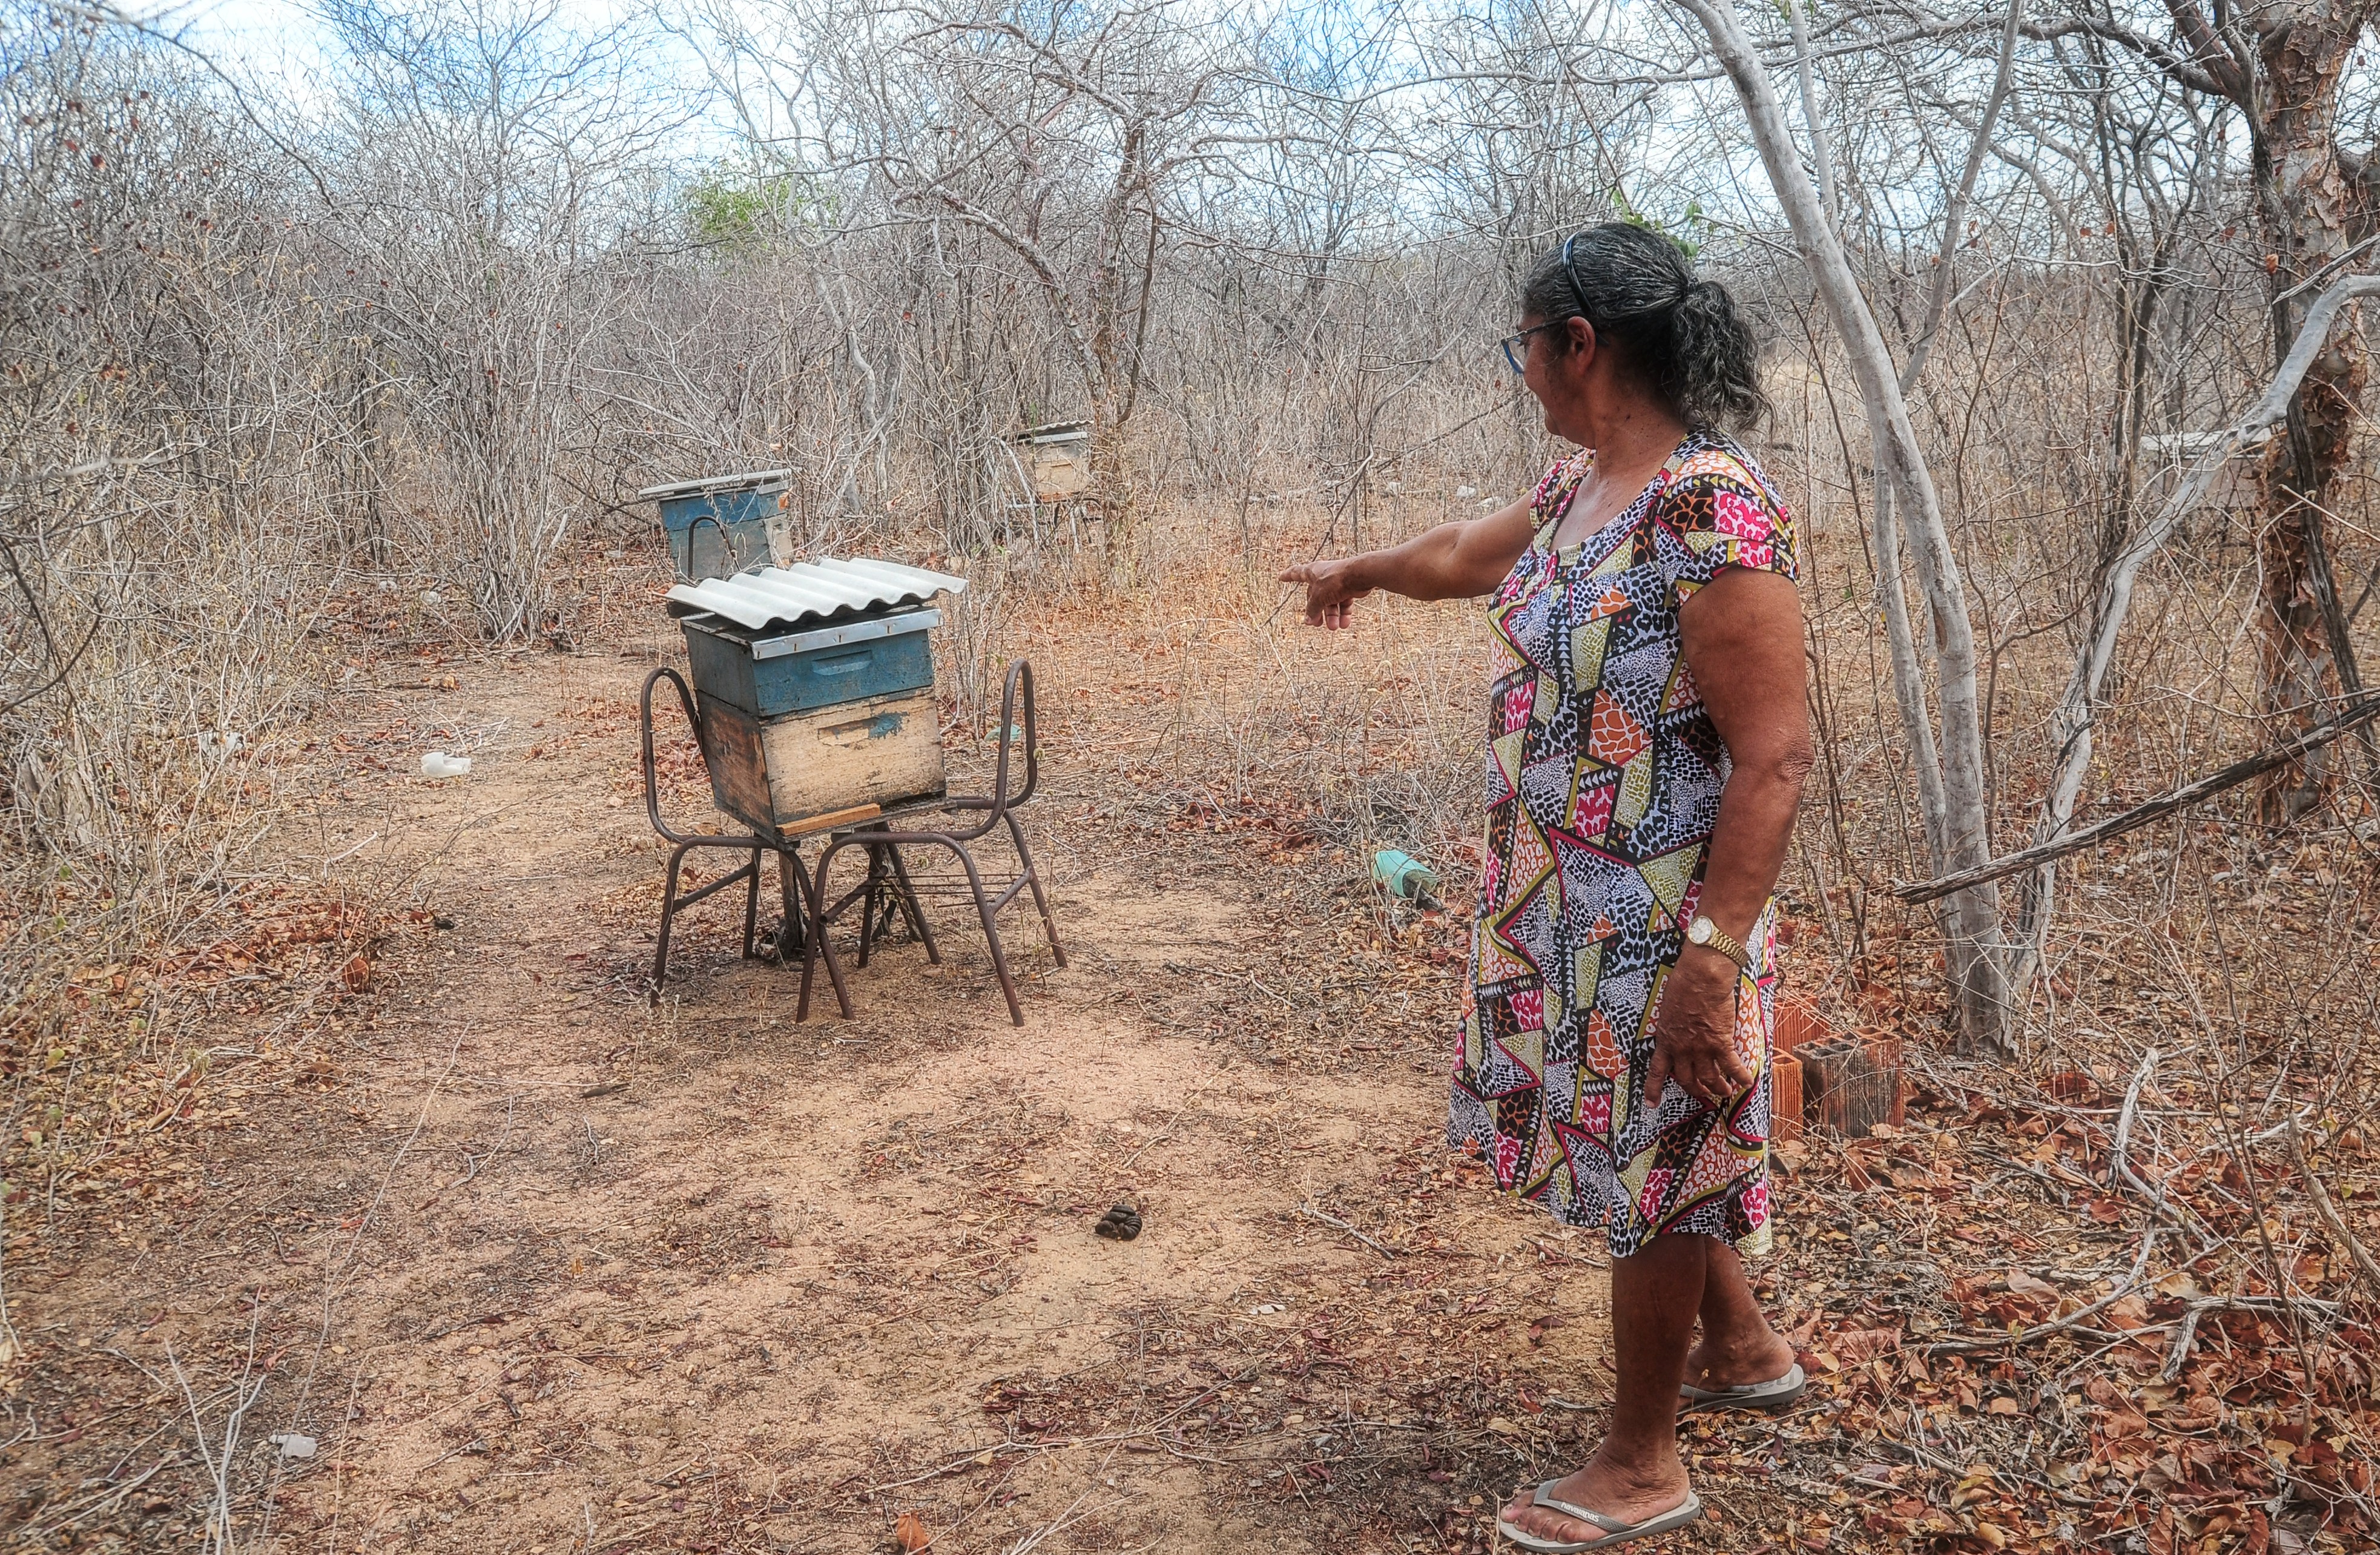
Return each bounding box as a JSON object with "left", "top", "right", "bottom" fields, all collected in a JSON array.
[{"left": 1690, "top": 917, "right": 1753, "bottom": 974}]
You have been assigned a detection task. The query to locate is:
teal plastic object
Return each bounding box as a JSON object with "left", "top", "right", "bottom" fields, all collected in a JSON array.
[
  {"left": 681, "top": 612, "right": 936, "bottom": 717},
  {"left": 1373, "top": 849, "right": 1441, "bottom": 902}
]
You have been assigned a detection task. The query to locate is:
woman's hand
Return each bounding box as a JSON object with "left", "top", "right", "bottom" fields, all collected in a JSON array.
[
  {"left": 1644, "top": 948, "right": 1753, "bottom": 1109},
  {"left": 1279, "top": 558, "right": 1374, "bottom": 629}
]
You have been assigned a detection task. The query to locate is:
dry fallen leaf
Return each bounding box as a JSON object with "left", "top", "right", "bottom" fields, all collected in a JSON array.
[
  {"left": 894, "top": 1510, "right": 931, "bottom": 1552},
  {"left": 341, "top": 953, "right": 372, "bottom": 992},
  {"left": 1834, "top": 1326, "right": 1901, "bottom": 1362}
]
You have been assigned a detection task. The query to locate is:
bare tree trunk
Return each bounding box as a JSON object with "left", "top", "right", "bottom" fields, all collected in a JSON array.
[
  {"left": 1670, "top": 0, "right": 2012, "bottom": 1052},
  {"left": 2019, "top": 273, "right": 2380, "bottom": 990},
  {"left": 2254, "top": 12, "right": 2375, "bottom": 815}
]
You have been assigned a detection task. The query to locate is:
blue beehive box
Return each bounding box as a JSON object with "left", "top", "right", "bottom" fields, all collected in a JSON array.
[
  {"left": 639, "top": 467, "right": 789, "bottom": 581},
  {"left": 679, "top": 607, "right": 938, "bottom": 718}
]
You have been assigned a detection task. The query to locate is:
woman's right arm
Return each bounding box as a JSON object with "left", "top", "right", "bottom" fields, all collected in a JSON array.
[{"left": 1279, "top": 492, "right": 1537, "bottom": 629}]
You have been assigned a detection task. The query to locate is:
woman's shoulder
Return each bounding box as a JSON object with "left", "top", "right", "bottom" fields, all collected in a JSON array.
[
  {"left": 1531, "top": 447, "right": 1594, "bottom": 500},
  {"left": 1655, "top": 429, "right": 1797, "bottom": 585},
  {"left": 1668, "top": 429, "right": 1788, "bottom": 515},
  {"left": 1524, "top": 448, "right": 1595, "bottom": 536}
]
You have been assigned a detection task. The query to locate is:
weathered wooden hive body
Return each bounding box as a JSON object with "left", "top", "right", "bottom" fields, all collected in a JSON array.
[
  {"left": 662, "top": 558, "right": 967, "bottom": 835},
  {"left": 1010, "top": 421, "right": 1090, "bottom": 503}
]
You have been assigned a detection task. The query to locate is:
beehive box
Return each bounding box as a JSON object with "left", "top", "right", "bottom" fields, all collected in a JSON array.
[
  {"left": 681, "top": 609, "right": 938, "bottom": 719},
  {"left": 694, "top": 687, "right": 945, "bottom": 835},
  {"left": 640, "top": 468, "right": 789, "bottom": 581},
  {"left": 657, "top": 555, "right": 968, "bottom": 837},
  {"left": 1012, "top": 421, "right": 1090, "bottom": 502}
]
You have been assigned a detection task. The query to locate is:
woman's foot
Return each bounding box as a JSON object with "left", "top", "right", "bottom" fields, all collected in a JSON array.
[
  {"left": 1497, "top": 1453, "right": 1692, "bottom": 1548},
  {"left": 1682, "top": 1323, "right": 1797, "bottom": 1392}
]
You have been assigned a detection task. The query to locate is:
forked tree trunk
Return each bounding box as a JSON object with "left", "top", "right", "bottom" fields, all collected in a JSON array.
[
  {"left": 2076, "top": 0, "right": 2380, "bottom": 811},
  {"left": 2020, "top": 274, "right": 2380, "bottom": 989},
  {"left": 2252, "top": 11, "right": 2375, "bottom": 815},
  {"left": 1670, "top": 0, "right": 2014, "bottom": 1054}
]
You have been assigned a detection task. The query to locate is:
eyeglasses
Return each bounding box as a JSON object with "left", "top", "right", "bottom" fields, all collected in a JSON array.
[
  {"left": 1500, "top": 320, "right": 1565, "bottom": 375},
  {"left": 1502, "top": 229, "right": 1600, "bottom": 374}
]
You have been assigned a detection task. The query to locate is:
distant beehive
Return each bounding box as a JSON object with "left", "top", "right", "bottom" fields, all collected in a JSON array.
[
  {"left": 641, "top": 467, "right": 789, "bottom": 580},
  {"left": 2136, "top": 429, "right": 2270, "bottom": 514},
  {"left": 1012, "top": 421, "right": 1090, "bottom": 502}
]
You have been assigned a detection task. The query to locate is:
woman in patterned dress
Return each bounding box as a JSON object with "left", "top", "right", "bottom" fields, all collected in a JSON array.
[{"left": 1282, "top": 223, "right": 1811, "bottom": 1551}]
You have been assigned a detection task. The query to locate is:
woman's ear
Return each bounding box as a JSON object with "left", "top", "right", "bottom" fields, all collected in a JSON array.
[{"left": 1563, "top": 316, "right": 1597, "bottom": 369}]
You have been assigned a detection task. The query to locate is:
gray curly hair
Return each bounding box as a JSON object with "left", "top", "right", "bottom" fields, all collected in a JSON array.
[{"left": 1520, "top": 222, "right": 1769, "bottom": 431}]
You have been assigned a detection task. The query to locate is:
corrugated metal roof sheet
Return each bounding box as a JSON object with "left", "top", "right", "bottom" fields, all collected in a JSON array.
[
  {"left": 1012, "top": 421, "right": 1089, "bottom": 445},
  {"left": 663, "top": 557, "right": 968, "bottom": 632},
  {"left": 639, "top": 467, "right": 791, "bottom": 500}
]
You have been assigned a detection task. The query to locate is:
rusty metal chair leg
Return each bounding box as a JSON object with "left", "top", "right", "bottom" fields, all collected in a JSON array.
[
  {"left": 883, "top": 844, "right": 941, "bottom": 964},
  {"left": 856, "top": 845, "right": 888, "bottom": 969},
  {"left": 772, "top": 844, "right": 807, "bottom": 956},
  {"left": 865, "top": 844, "right": 911, "bottom": 949},
  {"left": 942, "top": 840, "right": 1024, "bottom": 1026},
  {"left": 651, "top": 841, "right": 692, "bottom": 1001},
  {"left": 741, "top": 847, "right": 762, "bottom": 959},
  {"left": 796, "top": 844, "right": 856, "bottom": 1022},
  {"left": 1004, "top": 811, "right": 1066, "bottom": 969}
]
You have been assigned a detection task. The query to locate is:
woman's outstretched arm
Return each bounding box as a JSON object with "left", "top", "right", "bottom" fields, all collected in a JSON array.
[{"left": 1279, "top": 492, "right": 1537, "bottom": 629}]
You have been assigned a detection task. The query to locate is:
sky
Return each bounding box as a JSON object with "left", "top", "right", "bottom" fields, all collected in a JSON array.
[
  {"left": 158, "top": 0, "right": 328, "bottom": 90},
  {"left": 149, "top": 0, "right": 675, "bottom": 105}
]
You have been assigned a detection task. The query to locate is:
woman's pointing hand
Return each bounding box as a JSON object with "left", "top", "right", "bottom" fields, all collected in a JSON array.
[{"left": 1279, "top": 558, "right": 1372, "bottom": 629}]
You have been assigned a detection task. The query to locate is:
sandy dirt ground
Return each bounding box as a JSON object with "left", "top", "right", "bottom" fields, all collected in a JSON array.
[{"left": 15, "top": 615, "right": 1845, "bottom": 1554}]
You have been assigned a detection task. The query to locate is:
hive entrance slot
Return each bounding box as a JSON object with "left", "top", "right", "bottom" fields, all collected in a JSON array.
[{"left": 820, "top": 712, "right": 903, "bottom": 747}]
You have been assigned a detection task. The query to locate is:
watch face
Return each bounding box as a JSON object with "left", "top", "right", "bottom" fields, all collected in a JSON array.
[{"left": 1688, "top": 918, "right": 1712, "bottom": 944}]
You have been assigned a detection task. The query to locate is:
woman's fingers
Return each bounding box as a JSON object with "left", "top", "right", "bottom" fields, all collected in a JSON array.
[
  {"left": 1644, "top": 1043, "right": 1673, "bottom": 1109},
  {"left": 1282, "top": 562, "right": 1374, "bottom": 630},
  {"left": 1284, "top": 562, "right": 1353, "bottom": 628},
  {"left": 1709, "top": 1051, "right": 1754, "bottom": 1103},
  {"left": 1660, "top": 1031, "right": 1752, "bottom": 1107}
]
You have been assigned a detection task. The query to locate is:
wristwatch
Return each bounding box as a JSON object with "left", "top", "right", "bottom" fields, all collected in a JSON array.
[{"left": 1685, "top": 914, "right": 1753, "bottom": 974}]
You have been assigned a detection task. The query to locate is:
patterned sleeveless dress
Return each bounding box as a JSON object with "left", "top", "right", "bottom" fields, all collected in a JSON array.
[{"left": 1446, "top": 427, "right": 1798, "bottom": 1260}]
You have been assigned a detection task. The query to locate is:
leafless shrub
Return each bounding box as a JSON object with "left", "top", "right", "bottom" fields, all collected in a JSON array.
[
  {"left": 4, "top": 0, "right": 2378, "bottom": 1105},
  {"left": 312, "top": 0, "right": 683, "bottom": 640}
]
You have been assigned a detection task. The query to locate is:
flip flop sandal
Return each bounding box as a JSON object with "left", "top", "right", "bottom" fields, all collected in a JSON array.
[
  {"left": 1680, "top": 1361, "right": 1807, "bottom": 1413},
  {"left": 1495, "top": 1484, "right": 1703, "bottom": 1552}
]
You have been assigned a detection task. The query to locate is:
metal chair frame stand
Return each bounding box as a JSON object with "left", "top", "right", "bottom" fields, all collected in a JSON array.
[
  {"left": 798, "top": 659, "right": 1067, "bottom": 1028},
  {"left": 641, "top": 667, "right": 839, "bottom": 1010},
  {"left": 854, "top": 841, "right": 939, "bottom": 966}
]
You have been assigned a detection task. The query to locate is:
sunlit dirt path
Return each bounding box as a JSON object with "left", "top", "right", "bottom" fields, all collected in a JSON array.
[{"left": 16, "top": 621, "right": 1667, "bottom": 1554}]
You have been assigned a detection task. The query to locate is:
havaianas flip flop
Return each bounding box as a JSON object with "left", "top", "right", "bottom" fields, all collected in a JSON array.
[
  {"left": 1495, "top": 1483, "right": 1704, "bottom": 1553},
  {"left": 1679, "top": 1360, "right": 1807, "bottom": 1413}
]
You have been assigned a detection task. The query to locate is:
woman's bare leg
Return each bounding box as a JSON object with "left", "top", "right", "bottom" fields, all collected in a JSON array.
[
  {"left": 1497, "top": 1233, "right": 1706, "bottom": 1545},
  {"left": 1684, "top": 1239, "right": 1797, "bottom": 1390}
]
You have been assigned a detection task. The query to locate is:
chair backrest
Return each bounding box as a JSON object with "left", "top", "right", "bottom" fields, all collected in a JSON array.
[
  {"left": 640, "top": 665, "right": 750, "bottom": 847},
  {"left": 984, "top": 658, "right": 1040, "bottom": 817},
  {"left": 923, "top": 657, "right": 1041, "bottom": 841}
]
